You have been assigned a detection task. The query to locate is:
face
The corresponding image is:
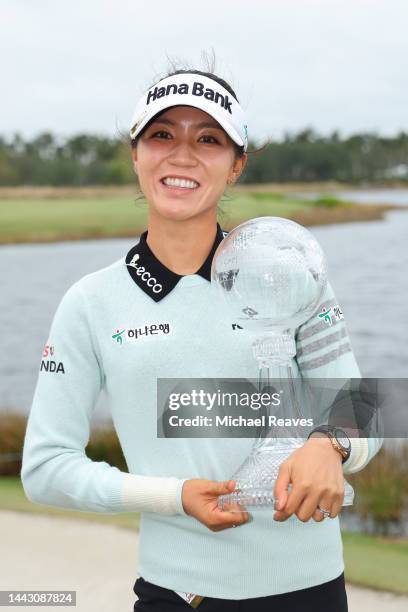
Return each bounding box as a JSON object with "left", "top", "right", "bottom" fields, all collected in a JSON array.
[{"left": 131, "top": 105, "right": 247, "bottom": 223}]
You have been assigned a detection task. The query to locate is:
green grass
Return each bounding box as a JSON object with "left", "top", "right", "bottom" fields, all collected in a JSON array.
[
  {"left": 0, "top": 193, "right": 320, "bottom": 243},
  {"left": 0, "top": 476, "right": 139, "bottom": 531},
  {"left": 220, "top": 192, "right": 313, "bottom": 226},
  {"left": 342, "top": 530, "right": 408, "bottom": 594},
  {"left": 0, "top": 197, "right": 149, "bottom": 242},
  {"left": 1, "top": 477, "right": 407, "bottom": 593},
  {"left": 313, "top": 194, "right": 351, "bottom": 207}
]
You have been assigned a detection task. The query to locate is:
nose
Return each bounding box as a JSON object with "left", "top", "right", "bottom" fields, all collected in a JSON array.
[{"left": 167, "top": 139, "right": 198, "bottom": 167}]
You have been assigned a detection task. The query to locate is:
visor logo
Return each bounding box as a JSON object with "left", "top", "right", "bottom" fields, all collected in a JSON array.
[
  {"left": 127, "top": 254, "right": 163, "bottom": 294},
  {"left": 146, "top": 81, "right": 233, "bottom": 114}
]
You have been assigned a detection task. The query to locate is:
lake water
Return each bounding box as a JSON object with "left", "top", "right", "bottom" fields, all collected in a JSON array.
[
  {"left": 0, "top": 189, "right": 407, "bottom": 423},
  {"left": 294, "top": 187, "right": 408, "bottom": 207}
]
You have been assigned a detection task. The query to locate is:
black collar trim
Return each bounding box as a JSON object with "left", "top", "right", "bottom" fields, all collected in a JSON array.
[{"left": 125, "top": 223, "right": 228, "bottom": 302}]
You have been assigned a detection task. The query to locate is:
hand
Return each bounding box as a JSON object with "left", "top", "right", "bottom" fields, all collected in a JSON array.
[
  {"left": 181, "top": 478, "right": 250, "bottom": 532},
  {"left": 273, "top": 435, "right": 345, "bottom": 523}
]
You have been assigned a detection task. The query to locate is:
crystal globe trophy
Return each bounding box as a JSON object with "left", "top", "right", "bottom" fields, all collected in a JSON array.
[{"left": 211, "top": 216, "right": 355, "bottom": 510}]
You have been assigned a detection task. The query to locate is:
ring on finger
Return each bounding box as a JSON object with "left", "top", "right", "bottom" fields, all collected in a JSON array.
[{"left": 316, "top": 505, "right": 331, "bottom": 518}]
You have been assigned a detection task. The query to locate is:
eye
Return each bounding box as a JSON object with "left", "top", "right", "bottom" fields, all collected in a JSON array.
[
  {"left": 199, "top": 134, "right": 219, "bottom": 144},
  {"left": 151, "top": 130, "right": 171, "bottom": 139}
]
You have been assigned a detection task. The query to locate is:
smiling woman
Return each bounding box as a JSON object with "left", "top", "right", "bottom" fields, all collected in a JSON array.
[
  {"left": 21, "top": 60, "right": 379, "bottom": 612},
  {"left": 129, "top": 70, "right": 248, "bottom": 275}
]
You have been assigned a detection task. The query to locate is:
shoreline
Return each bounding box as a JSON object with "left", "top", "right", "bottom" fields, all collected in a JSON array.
[
  {"left": 0, "top": 184, "right": 405, "bottom": 245},
  {"left": 0, "top": 203, "right": 401, "bottom": 246}
]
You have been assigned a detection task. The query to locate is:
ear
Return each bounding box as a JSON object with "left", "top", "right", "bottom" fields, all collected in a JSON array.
[
  {"left": 131, "top": 147, "right": 138, "bottom": 175},
  {"left": 228, "top": 153, "right": 248, "bottom": 184}
]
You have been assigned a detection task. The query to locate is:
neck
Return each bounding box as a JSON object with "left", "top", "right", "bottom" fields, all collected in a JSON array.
[{"left": 145, "top": 211, "right": 218, "bottom": 276}]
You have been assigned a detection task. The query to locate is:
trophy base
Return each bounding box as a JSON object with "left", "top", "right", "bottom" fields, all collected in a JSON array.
[{"left": 218, "top": 441, "right": 355, "bottom": 511}]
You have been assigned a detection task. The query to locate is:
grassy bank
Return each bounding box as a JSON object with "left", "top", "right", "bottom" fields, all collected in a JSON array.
[
  {"left": 342, "top": 531, "right": 408, "bottom": 594},
  {"left": 0, "top": 476, "right": 140, "bottom": 531},
  {"left": 1, "top": 477, "right": 407, "bottom": 594},
  {"left": 0, "top": 186, "right": 398, "bottom": 244}
]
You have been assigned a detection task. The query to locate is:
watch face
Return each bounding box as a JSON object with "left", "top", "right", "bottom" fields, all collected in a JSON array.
[
  {"left": 335, "top": 428, "right": 351, "bottom": 450},
  {"left": 339, "top": 437, "right": 350, "bottom": 450}
]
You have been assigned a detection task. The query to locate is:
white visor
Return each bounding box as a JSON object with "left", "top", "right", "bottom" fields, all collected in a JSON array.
[{"left": 130, "top": 73, "right": 248, "bottom": 151}]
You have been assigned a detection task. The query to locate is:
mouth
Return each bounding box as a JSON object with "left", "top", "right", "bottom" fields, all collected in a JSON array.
[{"left": 160, "top": 175, "right": 200, "bottom": 191}]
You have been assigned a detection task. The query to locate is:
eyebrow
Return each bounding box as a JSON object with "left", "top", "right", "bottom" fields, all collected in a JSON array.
[{"left": 151, "top": 118, "right": 224, "bottom": 131}]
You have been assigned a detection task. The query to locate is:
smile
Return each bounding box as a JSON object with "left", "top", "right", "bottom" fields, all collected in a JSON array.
[{"left": 160, "top": 176, "right": 200, "bottom": 190}]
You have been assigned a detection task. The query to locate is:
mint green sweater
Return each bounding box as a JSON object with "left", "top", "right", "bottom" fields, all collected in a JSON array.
[{"left": 21, "top": 236, "right": 382, "bottom": 599}]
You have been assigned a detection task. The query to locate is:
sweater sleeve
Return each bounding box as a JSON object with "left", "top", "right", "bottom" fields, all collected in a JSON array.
[
  {"left": 21, "top": 280, "right": 187, "bottom": 516},
  {"left": 294, "top": 280, "right": 383, "bottom": 475}
]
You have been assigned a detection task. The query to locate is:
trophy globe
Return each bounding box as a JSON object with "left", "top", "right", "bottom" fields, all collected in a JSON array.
[{"left": 211, "top": 216, "right": 355, "bottom": 510}]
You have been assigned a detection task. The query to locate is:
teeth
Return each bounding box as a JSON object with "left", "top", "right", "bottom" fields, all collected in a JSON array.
[{"left": 163, "top": 177, "right": 198, "bottom": 189}]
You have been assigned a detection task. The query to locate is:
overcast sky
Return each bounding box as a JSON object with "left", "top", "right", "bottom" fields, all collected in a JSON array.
[{"left": 2, "top": 0, "right": 408, "bottom": 142}]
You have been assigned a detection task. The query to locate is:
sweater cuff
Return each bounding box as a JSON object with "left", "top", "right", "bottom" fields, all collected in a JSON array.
[
  {"left": 342, "top": 437, "right": 369, "bottom": 474},
  {"left": 175, "top": 478, "right": 189, "bottom": 516},
  {"left": 121, "top": 473, "right": 188, "bottom": 515}
]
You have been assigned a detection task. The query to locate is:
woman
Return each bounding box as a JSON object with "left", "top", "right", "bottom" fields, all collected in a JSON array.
[{"left": 21, "top": 67, "right": 381, "bottom": 611}]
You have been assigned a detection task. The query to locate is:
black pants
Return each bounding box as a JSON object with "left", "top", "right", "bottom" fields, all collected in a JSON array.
[{"left": 133, "top": 572, "right": 348, "bottom": 611}]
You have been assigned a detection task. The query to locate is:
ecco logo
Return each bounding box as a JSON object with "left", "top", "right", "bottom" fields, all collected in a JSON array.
[
  {"left": 127, "top": 254, "right": 163, "bottom": 294},
  {"left": 146, "top": 81, "right": 233, "bottom": 114}
]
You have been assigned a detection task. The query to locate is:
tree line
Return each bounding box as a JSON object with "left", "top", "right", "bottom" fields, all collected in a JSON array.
[{"left": 1, "top": 129, "right": 408, "bottom": 186}]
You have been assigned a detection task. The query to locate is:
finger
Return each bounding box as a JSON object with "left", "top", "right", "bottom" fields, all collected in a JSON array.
[
  {"left": 211, "top": 497, "right": 249, "bottom": 527},
  {"left": 274, "top": 483, "right": 307, "bottom": 521},
  {"left": 313, "top": 497, "right": 335, "bottom": 521},
  {"left": 295, "top": 495, "right": 322, "bottom": 522},
  {"left": 312, "top": 508, "right": 326, "bottom": 522},
  {"left": 209, "top": 514, "right": 249, "bottom": 531},
  {"left": 215, "top": 506, "right": 249, "bottom": 525},
  {"left": 214, "top": 480, "right": 240, "bottom": 512},
  {"left": 330, "top": 490, "right": 345, "bottom": 518},
  {"left": 317, "top": 488, "right": 344, "bottom": 519},
  {"left": 273, "top": 510, "right": 289, "bottom": 522},
  {"left": 222, "top": 501, "right": 247, "bottom": 514},
  {"left": 209, "top": 479, "right": 237, "bottom": 496},
  {"left": 273, "top": 462, "right": 291, "bottom": 512}
]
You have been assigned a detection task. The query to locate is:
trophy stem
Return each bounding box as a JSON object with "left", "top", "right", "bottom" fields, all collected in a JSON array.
[
  {"left": 253, "top": 333, "right": 300, "bottom": 445},
  {"left": 218, "top": 332, "right": 355, "bottom": 511}
]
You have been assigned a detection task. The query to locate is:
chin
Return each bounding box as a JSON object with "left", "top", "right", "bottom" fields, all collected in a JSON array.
[{"left": 152, "top": 202, "right": 213, "bottom": 223}]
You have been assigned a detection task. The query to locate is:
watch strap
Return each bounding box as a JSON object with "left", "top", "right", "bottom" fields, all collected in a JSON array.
[{"left": 308, "top": 425, "right": 351, "bottom": 463}]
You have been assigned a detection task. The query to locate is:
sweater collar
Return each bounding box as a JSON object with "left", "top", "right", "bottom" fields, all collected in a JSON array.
[{"left": 125, "top": 223, "right": 228, "bottom": 302}]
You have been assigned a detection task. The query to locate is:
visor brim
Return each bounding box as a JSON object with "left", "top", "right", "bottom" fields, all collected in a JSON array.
[{"left": 130, "top": 100, "right": 245, "bottom": 148}]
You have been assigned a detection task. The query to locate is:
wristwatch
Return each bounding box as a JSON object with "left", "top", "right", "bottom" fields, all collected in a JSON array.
[{"left": 307, "top": 425, "right": 351, "bottom": 463}]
